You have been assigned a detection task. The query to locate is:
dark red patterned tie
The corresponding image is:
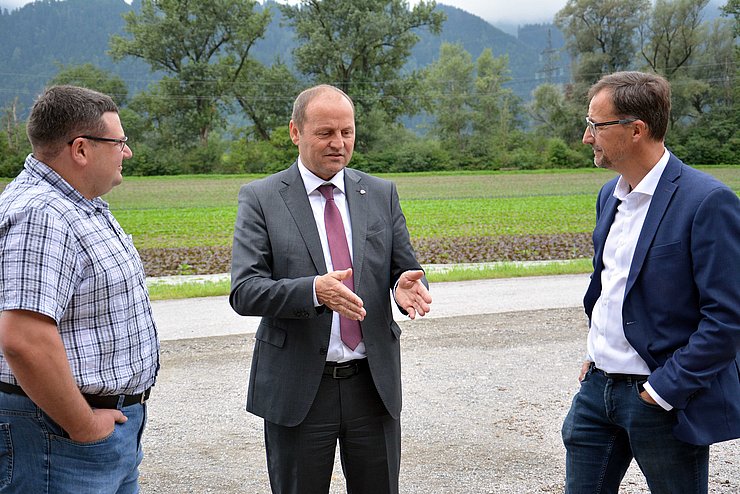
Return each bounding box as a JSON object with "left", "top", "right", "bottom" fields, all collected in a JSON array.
[{"left": 318, "top": 184, "right": 362, "bottom": 350}]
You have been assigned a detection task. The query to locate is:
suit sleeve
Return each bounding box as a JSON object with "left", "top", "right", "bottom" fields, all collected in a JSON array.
[
  {"left": 388, "top": 181, "right": 427, "bottom": 314},
  {"left": 229, "top": 184, "right": 320, "bottom": 319},
  {"left": 649, "top": 186, "right": 740, "bottom": 409}
]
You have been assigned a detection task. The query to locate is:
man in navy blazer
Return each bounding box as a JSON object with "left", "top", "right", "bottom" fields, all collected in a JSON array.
[
  {"left": 230, "top": 85, "right": 432, "bottom": 494},
  {"left": 562, "top": 71, "right": 740, "bottom": 493}
]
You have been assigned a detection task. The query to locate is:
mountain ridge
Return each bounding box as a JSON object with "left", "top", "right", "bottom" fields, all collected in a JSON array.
[{"left": 0, "top": 0, "right": 564, "bottom": 114}]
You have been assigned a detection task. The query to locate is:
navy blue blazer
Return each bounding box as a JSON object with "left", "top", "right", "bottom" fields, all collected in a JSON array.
[{"left": 583, "top": 153, "right": 740, "bottom": 445}]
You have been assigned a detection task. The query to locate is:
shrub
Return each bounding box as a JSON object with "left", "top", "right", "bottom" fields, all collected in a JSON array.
[{"left": 547, "top": 138, "right": 587, "bottom": 169}]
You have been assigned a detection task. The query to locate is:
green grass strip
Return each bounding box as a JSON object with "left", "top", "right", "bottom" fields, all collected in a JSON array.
[
  {"left": 147, "top": 279, "right": 231, "bottom": 301},
  {"left": 425, "top": 259, "right": 593, "bottom": 282}
]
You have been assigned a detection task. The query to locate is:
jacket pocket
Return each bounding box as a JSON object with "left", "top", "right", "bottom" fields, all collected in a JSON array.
[
  {"left": 390, "top": 321, "right": 402, "bottom": 340},
  {"left": 647, "top": 241, "right": 682, "bottom": 259},
  {"left": 255, "top": 322, "right": 286, "bottom": 348}
]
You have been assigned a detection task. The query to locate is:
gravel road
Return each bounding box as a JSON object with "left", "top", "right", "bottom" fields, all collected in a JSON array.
[{"left": 139, "top": 277, "right": 739, "bottom": 492}]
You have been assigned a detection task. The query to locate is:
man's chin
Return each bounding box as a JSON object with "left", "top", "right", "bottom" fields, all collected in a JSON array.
[{"left": 322, "top": 159, "right": 348, "bottom": 170}]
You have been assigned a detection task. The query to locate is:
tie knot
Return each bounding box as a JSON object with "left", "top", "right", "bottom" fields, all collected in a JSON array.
[{"left": 318, "top": 183, "right": 335, "bottom": 201}]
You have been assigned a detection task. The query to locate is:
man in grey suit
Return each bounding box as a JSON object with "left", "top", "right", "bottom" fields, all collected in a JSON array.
[{"left": 230, "top": 84, "right": 432, "bottom": 494}]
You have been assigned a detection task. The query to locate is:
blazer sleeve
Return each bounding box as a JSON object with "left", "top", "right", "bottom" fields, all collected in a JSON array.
[
  {"left": 389, "top": 181, "right": 423, "bottom": 283},
  {"left": 229, "top": 183, "right": 320, "bottom": 320},
  {"left": 388, "top": 181, "right": 427, "bottom": 314},
  {"left": 648, "top": 186, "right": 740, "bottom": 409}
]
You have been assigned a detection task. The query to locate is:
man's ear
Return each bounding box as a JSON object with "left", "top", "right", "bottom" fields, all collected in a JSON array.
[
  {"left": 289, "top": 120, "right": 300, "bottom": 145},
  {"left": 632, "top": 120, "right": 648, "bottom": 142},
  {"left": 67, "top": 137, "right": 89, "bottom": 166}
]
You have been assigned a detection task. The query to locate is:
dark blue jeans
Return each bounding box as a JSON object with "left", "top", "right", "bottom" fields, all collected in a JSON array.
[
  {"left": 0, "top": 391, "right": 147, "bottom": 493},
  {"left": 562, "top": 365, "right": 709, "bottom": 494}
]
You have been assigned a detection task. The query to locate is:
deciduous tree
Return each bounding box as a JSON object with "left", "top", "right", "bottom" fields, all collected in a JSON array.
[
  {"left": 639, "top": 0, "right": 709, "bottom": 78},
  {"left": 424, "top": 43, "right": 474, "bottom": 153},
  {"left": 110, "top": 0, "right": 271, "bottom": 146},
  {"left": 50, "top": 63, "right": 129, "bottom": 106},
  {"left": 281, "top": 0, "right": 444, "bottom": 151},
  {"left": 555, "top": 0, "right": 649, "bottom": 84},
  {"left": 232, "top": 59, "right": 299, "bottom": 141},
  {"left": 470, "top": 49, "right": 518, "bottom": 156}
]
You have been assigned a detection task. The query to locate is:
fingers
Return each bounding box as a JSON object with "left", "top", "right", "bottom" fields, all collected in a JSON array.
[
  {"left": 397, "top": 290, "right": 431, "bottom": 319},
  {"left": 400, "top": 269, "right": 425, "bottom": 283},
  {"left": 408, "top": 298, "right": 430, "bottom": 318},
  {"left": 396, "top": 271, "right": 432, "bottom": 319},
  {"left": 113, "top": 409, "right": 128, "bottom": 424},
  {"left": 399, "top": 271, "right": 432, "bottom": 303},
  {"left": 578, "top": 361, "right": 591, "bottom": 382},
  {"left": 316, "top": 271, "right": 365, "bottom": 321},
  {"left": 70, "top": 408, "right": 126, "bottom": 443},
  {"left": 332, "top": 268, "right": 353, "bottom": 281}
]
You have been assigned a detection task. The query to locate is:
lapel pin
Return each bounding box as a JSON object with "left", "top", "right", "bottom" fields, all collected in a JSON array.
[{"left": 359, "top": 189, "right": 366, "bottom": 195}]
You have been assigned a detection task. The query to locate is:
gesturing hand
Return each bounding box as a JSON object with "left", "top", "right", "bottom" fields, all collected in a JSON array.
[
  {"left": 316, "top": 268, "right": 366, "bottom": 321},
  {"left": 394, "top": 270, "right": 432, "bottom": 320}
]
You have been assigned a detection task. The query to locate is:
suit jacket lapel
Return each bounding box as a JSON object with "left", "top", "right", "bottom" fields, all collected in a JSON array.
[
  {"left": 344, "top": 169, "right": 367, "bottom": 289},
  {"left": 279, "top": 163, "right": 327, "bottom": 274},
  {"left": 593, "top": 188, "right": 620, "bottom": 278},
  {"left": 625, "top": 155, "right": 681, "bottom": 295}
]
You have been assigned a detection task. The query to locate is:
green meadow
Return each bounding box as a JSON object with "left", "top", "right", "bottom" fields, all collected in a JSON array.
[
  {"left": 93, "top": 167, "right": 738, "bottom": 250},
  {"left": 2, "top": 167, "right": 737, "bottom": 251}
]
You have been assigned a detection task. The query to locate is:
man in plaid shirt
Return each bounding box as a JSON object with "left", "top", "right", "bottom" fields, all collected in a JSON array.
[{"left": 0, "top": 86, "right": 159, "bottom": 493}]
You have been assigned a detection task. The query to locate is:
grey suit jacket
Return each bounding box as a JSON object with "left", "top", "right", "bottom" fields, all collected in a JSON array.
[{"left": 230, "top": 163, "right": 423, "bottom": 426}]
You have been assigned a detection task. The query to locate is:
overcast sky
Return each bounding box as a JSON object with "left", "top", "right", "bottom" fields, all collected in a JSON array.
[
  {"left": 418, "top": 0, "right": 566, "bottom": 24},
  {"left": 1, "top": 0, "right": 567, "bottom": 25}
]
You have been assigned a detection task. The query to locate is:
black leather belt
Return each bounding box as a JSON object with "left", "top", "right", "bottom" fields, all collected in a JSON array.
[
  {"left": 0, "top": 381, "right": 151, "bottom": 408},
  {"left": 323, "top": 359, "right": 368, "bottom": 379},
  {"left": 591, "top": 365, "right": 648, "bottom": 382}
]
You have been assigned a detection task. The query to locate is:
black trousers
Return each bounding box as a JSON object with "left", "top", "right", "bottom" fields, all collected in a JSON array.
[{"left": 264, "top": 364, "right": 400, "bottom": 494}]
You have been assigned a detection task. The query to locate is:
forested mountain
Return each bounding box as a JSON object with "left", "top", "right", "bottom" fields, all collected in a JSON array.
[
  {"left": 0, "top": 0, "right": 558, "bottom": 114},
  {"left": 0, "top": 0, "right": 148, "bottom": 109}
]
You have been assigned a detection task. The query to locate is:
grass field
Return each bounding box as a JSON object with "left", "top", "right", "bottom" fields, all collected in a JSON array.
[
  {"left": 104, "top": 167, "right": 739, "bottom": 250},
  {"left": 2, "top": 167, "right": 738, "bottom": 251}
]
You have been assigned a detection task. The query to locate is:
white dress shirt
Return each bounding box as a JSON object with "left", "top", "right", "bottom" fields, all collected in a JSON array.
[
  {"left": 298, "top": 158, "right": 366, "bottom": 362},
  {"left": 587, "top": 149, "right": 672, "bottom": 409}
]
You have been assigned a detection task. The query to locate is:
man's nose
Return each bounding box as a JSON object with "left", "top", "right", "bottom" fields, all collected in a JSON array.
[
  {"left": 328, "top": 133, "right": 344, "bottom": 148},
  {"left": 582, "top": 127, "right": 594, "bottom": 145}
]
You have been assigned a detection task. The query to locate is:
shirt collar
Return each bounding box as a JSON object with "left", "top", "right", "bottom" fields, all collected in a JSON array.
[
  {"left": 297, "top": 157, "right": 346, "bottom": 196},
  {"left": 24, "top": 154, "right": 109, "bottom": 212},
  {"left": 614, "top": 148, "right": 670, "bottom": 200}
]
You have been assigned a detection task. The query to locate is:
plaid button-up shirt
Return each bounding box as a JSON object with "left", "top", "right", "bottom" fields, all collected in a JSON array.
[{"left": 0, "top": 155, "right": 159, "bottom": 395}]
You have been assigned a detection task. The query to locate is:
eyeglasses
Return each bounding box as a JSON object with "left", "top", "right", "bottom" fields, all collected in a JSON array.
[
  {"left": 68, "top": 135, "right": 129, "bottom": 152},
  {"left": 585, "top": 117, "right": 637, "bottom": 138}
]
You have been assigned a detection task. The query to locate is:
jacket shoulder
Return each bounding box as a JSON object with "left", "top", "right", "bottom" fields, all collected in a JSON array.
[
  {"left": 240, "top": 164, "right": 298, "bottom": 192},
  {"left": 345, "top": 168, "right": 394, "bottom": 191}
]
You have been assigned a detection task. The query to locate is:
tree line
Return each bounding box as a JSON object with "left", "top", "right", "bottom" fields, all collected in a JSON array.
[{"left": 1, "top": 0, "right": 737, "bottom": 178}]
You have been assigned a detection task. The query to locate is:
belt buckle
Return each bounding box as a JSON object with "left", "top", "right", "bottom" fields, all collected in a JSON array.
[{"left": 332, "top": 363, "right": 355, "bottom": 379}]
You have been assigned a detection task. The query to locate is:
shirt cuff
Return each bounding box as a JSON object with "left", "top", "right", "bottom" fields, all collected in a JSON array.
[
  {"left": 312, "top": 276, "right": 320, "bottom": 307},
  {"left": 643, "top": 381, "right": 673, "bottom": 411}
]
